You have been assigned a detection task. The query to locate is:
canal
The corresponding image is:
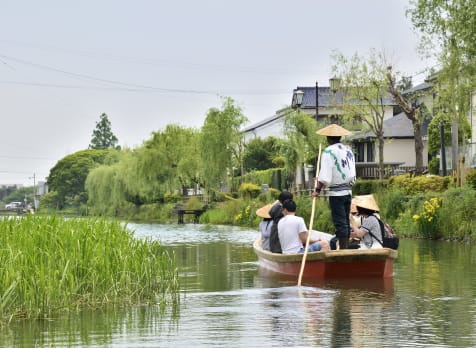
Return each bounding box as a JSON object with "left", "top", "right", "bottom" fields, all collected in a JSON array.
[{"left": 1, "top": 223, "right": 475, "bottom": 347}]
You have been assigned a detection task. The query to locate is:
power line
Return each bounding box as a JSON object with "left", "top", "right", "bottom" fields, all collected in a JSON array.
[
  {"left": 0, "top": 154, "right": 57, "bottom": 160},
  {"left": 0, "top": 80, "right": 290, "bottom": 96},
  {"left": 0, "top": 53, "right": 218, "bottom": 95}
]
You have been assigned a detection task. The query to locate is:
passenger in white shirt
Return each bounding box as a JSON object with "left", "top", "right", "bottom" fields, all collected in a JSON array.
[{"left": 278, "top": 199, "right": 329, "bottom": 254}]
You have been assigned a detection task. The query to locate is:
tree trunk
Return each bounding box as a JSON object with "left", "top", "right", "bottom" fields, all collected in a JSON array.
[
  {"left": 378, "top": 135, "right": 385, "bottom": 180},
  {"left": 451, "top": 118, "right": 459, "bottom": 173},
  {"left": 413, "top": 121, "right": 424, "bottom": 175}
]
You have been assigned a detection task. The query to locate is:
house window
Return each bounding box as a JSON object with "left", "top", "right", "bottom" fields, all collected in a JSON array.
[
  {"left": 366, "top": 142, "right": 374, "bottom": 162},
  {"left": 355, "top": 143, "right": 365, "bottom": 162}
]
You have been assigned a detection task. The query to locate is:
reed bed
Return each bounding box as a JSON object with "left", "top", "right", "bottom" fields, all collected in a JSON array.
[{"left": 0, "top": 215, "right": 179, "bottom": 324}]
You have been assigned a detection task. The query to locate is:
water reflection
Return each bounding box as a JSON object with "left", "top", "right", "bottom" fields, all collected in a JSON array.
[
  {"left": 0, "top": 305, "right": 178, "bottom": 347},
  {"left": 256, "top": 266, "right": 395, "bottom": 294}
]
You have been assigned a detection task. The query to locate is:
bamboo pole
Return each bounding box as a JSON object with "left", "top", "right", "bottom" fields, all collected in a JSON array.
[{"left": 298, "top": 143, "right": 322, "bottom": 286}]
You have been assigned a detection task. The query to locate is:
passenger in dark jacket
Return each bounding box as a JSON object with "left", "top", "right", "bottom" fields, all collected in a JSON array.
[{"left": 268, "top": 190, "right": 293, "bottom": 253}]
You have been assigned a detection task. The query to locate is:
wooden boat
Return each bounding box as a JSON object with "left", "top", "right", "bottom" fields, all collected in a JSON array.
[{"left": 253, "top": 238, "right": 398, "bottom": 278}]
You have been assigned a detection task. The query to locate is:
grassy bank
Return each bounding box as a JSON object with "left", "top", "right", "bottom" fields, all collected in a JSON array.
[{"left": 0, "top": 215, "right": 179, "bottom": 324}]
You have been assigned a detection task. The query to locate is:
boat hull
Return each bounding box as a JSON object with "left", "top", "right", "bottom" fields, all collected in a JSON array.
[{"left": 253, "top": 239, "right": 397, "bottom": 278}]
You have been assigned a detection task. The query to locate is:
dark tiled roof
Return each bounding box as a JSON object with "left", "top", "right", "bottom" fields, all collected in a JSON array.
[
  {"left": 402, "top": 81, "right": 433, "bottom": 95},
  {"left": 292, "top": 86, "right": 395, "bottom": 107},
  {"left": 352, "top": 112, "right": 428, "bottom": 139}
]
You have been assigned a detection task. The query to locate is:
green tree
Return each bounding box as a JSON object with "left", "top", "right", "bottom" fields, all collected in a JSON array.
[
  {"left": 243, "top": 136, "right": 282, "bottom": 172},
  {"left": 136, "top": 124, "right": 201, "bottom": 199},
  {"left": 332, "top": 49, "right": 391, "bottom": 180},
  {"left": 387, "top": 66, "right": 431, "bottom": 175},
  {"left": 200, "top": 97, "right": 248, "bottom": 192},
  {"left": 282, "top": 108, "right": 322, "bottom": 187},
  {"left": 408, "top": 0, "right": 476, "bottom": 160},
  {"left": 47, "top": 149, "right": 117, "bottom": 209},
  {"left": 89, "top": 113, "right": 120, "bottom": 149},
  {"left": 427, "top": 108, "right": 470, "bottom": 173},
  {"left": 408, "top": 0, "right": 476, "bottom": 76}
]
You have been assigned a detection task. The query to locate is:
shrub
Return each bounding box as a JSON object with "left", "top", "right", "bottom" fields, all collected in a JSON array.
[
  {"left": 465, "top": 169, "right": 476, "bottom": 190},
  {"left": 389, "top": 174, "right": 450, "bottom": 194},
  {"left": 353, "top": 179, "right": 387, "bottom": 196},
  {"left": 393, "top": 210, "right": 419, "bottom": 238},
  {"left": 428, "top": 157, "right": 440, "bottom": 175},
  {"left": 184, "top": 196, "right": 205, "bottom": 210},
  {"left": 200, "top": 200, "right": 243, "bottom": 225},
  {"left": 257, "top": 188, "right": 280, "bottom": 203},
  {"left": 238, "top": 182, "right": 262, "bottom": 200},
  {"left": 374, "top": 186, "right": 407, "bottom": 221},
  {"left": 294, "top": 196, "right": 333, "bottom": 234},
  {"left": 438, "top": 187, "right": 476, "bottom": 241},
  {"left": 163, "top": 192, "right": 182, "bottom": 203}
]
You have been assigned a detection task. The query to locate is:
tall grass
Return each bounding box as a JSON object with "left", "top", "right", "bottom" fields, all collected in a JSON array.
[{"left": 0, "top": 215, "right": 179, "bottom": 324}]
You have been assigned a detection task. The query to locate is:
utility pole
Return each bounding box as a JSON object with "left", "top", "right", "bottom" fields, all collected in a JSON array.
[
  {"left": 29, "top": 173, "right": 37, "bottom": 210},
  {"left": 315, "top": 81, "right": 319, "bottom": 122}
]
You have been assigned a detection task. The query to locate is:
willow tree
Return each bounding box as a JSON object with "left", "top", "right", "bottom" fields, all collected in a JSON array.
[
  {"left": 332, "top": 49, "right": 392, "bottom": 180},
  {"left": 200, "top": 97, "right": 248, "bottom": 192},
  {"left": 86, "top": 149, "right": 142, "bottom": 214},
  {"left": 282, "top": 107, "right": 321, "bottom": 189},
  {"left": 135, "top": 124, "right": 201, "bottom": 201}
]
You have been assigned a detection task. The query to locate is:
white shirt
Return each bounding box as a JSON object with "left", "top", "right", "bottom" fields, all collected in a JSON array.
[
  {"left": 278, "top": 215, "right": 307, "bottom": 254},
  {"left": 318, "top": 142, "right": 356, "bottom": 196}
]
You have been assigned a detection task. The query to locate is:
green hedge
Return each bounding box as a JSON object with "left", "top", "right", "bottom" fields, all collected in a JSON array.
[{"left": 233, "top": 168, "right": 287, "bottom": 191}]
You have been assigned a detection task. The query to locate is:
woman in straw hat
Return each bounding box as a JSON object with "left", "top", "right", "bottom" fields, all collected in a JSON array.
[
  {"left": 312, "top": 124, "right": 356, "bottom": 249},
  {"left": 349, "top": 194, "right": 383, "bottom": 249},
  {"left": 256, "top": 203, "right": 274, "bottom": 251}
]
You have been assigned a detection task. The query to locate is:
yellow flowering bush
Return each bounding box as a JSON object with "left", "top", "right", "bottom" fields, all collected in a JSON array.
[
  {"left": 412, "top": 197, "right": 442, "bottom": 238},
  {"left": 234, "top": 203, "right": 260, "bottom": 226}
]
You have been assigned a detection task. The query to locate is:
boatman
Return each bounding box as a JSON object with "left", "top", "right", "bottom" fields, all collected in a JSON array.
[{"left": 311, "top": 124, "right": 356, "bottom": 249}]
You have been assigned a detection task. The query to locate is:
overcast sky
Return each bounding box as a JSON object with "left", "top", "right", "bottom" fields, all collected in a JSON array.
[{"left": 0, "top": 0, "right": 435, "bottom": 186}]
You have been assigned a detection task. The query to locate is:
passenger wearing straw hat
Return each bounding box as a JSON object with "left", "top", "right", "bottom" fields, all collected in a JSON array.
[
  {"left": 256, "top": 203, "right": 274, "bottom": 251},
  {"left": 350, "top": 194, "right": 383, "bottom": 249},
  {"left": 311, "top": 124, "right": 356, "bottom": 249}
]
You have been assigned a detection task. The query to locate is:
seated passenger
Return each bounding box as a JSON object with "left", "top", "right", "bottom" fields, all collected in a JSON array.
[
  {"left": 278, "top": 199, "right": 329, "bottom": 254},
  {"left": 268, "top": 190, "right": 293, "bottom": 253},
  {"left": 349, "top": 194, "right": 383, "bottom": 249},
  {"left": 255, "top": 203, "right": 274, "bottom": 251}
]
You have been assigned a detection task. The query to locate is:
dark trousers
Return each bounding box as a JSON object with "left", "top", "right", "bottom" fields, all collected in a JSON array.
[{"left": 329, "top": 195, "right": 352, "bottom": 239}]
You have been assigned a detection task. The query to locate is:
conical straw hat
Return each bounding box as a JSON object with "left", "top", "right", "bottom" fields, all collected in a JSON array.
[
  {"left": 316, "top": 124, "right": 351, "bottom": 136},
  {"left": 350, "top": 199, "right": 358, "bottom": 213},
  {"left": 354, "top": 194, "right": 380, "bottom": 212},
  {"left": 256, "top": 203, "right": 273, "bottom": 218}
]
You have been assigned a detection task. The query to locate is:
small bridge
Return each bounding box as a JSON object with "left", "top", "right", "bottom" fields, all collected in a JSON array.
[{"left": 175, "top": 207, "right": 207, "bottom": 224}]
